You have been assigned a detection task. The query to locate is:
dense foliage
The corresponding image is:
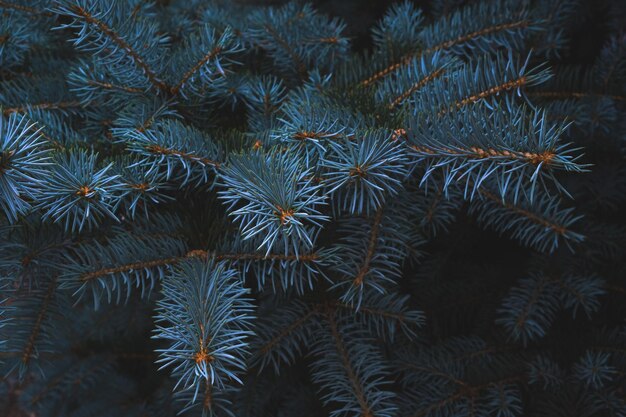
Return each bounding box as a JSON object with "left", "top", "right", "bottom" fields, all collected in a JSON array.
[{"left": 1, "top": 0, "right": 625, "bottom": 416}]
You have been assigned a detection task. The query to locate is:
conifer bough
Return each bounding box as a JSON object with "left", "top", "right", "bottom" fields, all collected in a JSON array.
[{"left": 1, "top": 1, "right": 625, "bottom": 417}]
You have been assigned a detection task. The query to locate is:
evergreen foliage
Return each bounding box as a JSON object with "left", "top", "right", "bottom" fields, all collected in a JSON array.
[{"left": 0, "top": 0, "right": 625, "bottom": 416}]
